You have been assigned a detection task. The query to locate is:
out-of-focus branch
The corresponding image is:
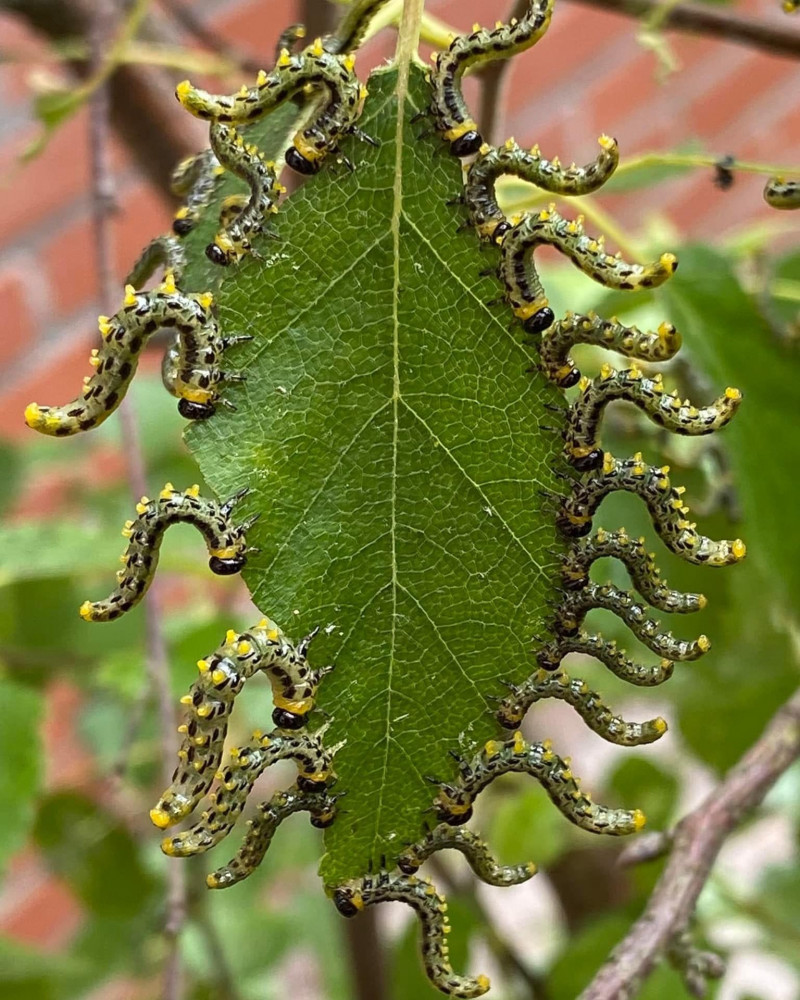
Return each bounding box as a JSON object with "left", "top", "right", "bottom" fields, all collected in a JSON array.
[
  {"left": 478, "top": 0, "right": 529, "bottom": 145},
  {"left": 565, "top": 0, "right": 800, "bottom": 60},
  {"left": 2, "top": 0, "right": 205, "bottom": 191},
  {"left": 158, "top": 0, "right": 263, "bottom": 74},
  {"left": 579, "top": 686, "right": 800, "bottom": 1000}
]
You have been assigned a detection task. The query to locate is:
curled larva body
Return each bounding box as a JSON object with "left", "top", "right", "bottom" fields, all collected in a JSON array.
[
  {"left": 126, "top": 234, "right": 187, "bottom": 289},
  {"left": 554, "top": 582, "right": 710, "bottom": 661},
  {"left": 764, "top": 177, "right": 800, "bottom": 210},
  {"left": 170, "top": 148, "right": 225, "bottom": 236},
  {"left": 499, "top": 207, "right": 677, "bottom": 334},
  {"left": 205, "top": 123, "right": 285, "bottom": 265},
  {"left": 465, "top": 135, "right": 619, "bottom": 241},
  {"left": 23, "top": 275, "right": 236, "bottom": 435},
  {"left": 565, "top": 366, "right": 742, "bottom": 471},
  {"left": 557, "top": 452, "right": 747, "bottom": 567},
  {"left": 175, "top": 40, "right": 362, "bottom": 175},
  {"left": 540, "top": 312, "right": 682, "bottom": 388},
  {"left": 562, "top": 528, "right": 706, "bottom": 614},
  {"left": 397, "top": 824, "right": 537, "bottom": 886},
  {"left": 150, "top": 619, "right": 329, "bottom": 828},
  {"left": 536, "top": 633, "right": 675, "bottom": 686},
  {"left": 159, "top": 728, "right": 336, "bottom": 857},
  {"left": 333, "top": 872, "right": 491, "bottom": 999},
  {"left": 324, "top": 0, "right": 392, "bottom": 53},
  {"left": 435, "top": 732, "right": 646, "bottom": 835},
  {"left": 496, "top": 668, "right": 668, "bottom": 744},
  {"left": 428, "top": 0, "right": 554, "bottom": 157},
  {"left": 208, "top": 785, "right": 336, "bottom": 889},
  {"left": 79, "top": 484, "right": 254, "bottom": 623}
]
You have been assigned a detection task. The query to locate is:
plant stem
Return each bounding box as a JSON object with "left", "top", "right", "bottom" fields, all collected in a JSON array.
[
  {"left": 565, "top": 0, "right": 800, "bottom": 60},
  {"left": 88, "top": 5, "right": 186, "bottom": 997},
  {"left": 579, "top": 686, "right": 800, "bottom": 1000}
]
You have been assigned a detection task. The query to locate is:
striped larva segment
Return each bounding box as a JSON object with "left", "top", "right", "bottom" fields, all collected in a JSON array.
[
  {"left": 499, "top": 206, "right": 677, "bottom": 335},
  {"left": 557, "top": 451, "right": 747, "bottom": 567},
  {"left": 79, "top": 484, "right": 254, "bottom": 623},
  {"left": 24, "top": 274, "right": 237, "bottom": 434},
  {"left": 397, "top": 824, "right": 537, "bottom": 887},
  {"left": 562, "top": 528, "right": 706, "bottom": 614},
  {"left": 496, "top": 668, "right": 668, "bottom": 745},
  {"left": 208, "top": 784, "right": 336, "bottom": 889},
  {"left": 465, "top": 135, "right": 619, "bottom": 242},
  {"left": 126, "top": 234, "right": 187, "bottom": 289},
  {"left": 205, "top": 123, "right": 285, "bottom": 265},
  {"left": 536, "top": 632, "right": 675, "bottom": 686},
  {"left": 434, "top": 730, "right": 645, "bottom": 836},
  {"left": 554, "top": 582, "right": 710, "bottom": 661},
  {"left": 170, "top": 148, "right": 225, "bottom": 236},
  {"left": 150, "top": 618, "right": 330, "bottom": 828},
  {"left": 160, "top": 727, "right": 338, "bottom": 857},
  {"left": 324, "top": 0, "right": 392, "bottom": 53},
  {"left": 540, "top": 311, "right": 682, "bottom": 388},
  {"left": 428, "top": 0, "right": 554, "bottom": 157},
  {"left": 175, "top": 39, "right": 363, "bottom": 175},
  {"left": 333, "top": 872, "right": 491, "bottom": 999},
  {"left": 565, "top": 364, "right": 742, "bottom": 471},
  {"left": 764, "top": 177, "right": 800, "bottom": 210}
]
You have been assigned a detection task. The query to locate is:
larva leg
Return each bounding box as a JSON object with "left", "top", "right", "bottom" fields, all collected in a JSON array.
[
  {"left": 325, "top": 0, "right": 392, "bottom": 53},
  {"left": 397, "top": 823, "right": 537, "bottom": 887},
  {"left": 434, "top": 731, "right": 645, "bottom": 835},
  {"left": 24, "top": 274, "right": 238, "bottom": 434},
  {"left": 764, "top": 177, "right": 800, "bottom": 210},
  {"left": 562, "top": 528, "right": 706, "bottom": 614},
  {"left": 556, "top": 452, "right": 747, "bottom": 567},
  {"left": 333, "top": 872, "right": 490, "bottom": 999},
  {"left": 205, "top": 123, "right": 285, "bottom": 265},
  {"left": 554, "top": 582, "right": 710, "bottom": 661},
  {"left": 465, "top": 135, "right": 619, "bottom": 242},
  {"left": 428, "top": 0, "right": 554, "bottom": 157},
  {"left": 499, "top": 207, "right": 677, "bottom": 334},
  {"left": 125, "top": 236, "right": 187, "bottom": 289},
  {"left": 208, "top": 784, "right": 336, "bottom": 889},
  {"left": 78, "top": 483, "right": 255, "bottom": 623},
  {"left": 170, "top": 148, "right": 225, "bottom": 236},
  {"left": 540, "top": 312, "right": 682, "bottom": 388},
  {"left": 565, "top": 365, "right": 742, "bottom": 471},
  {"left": 150, "top": 618, "right": 330, "bottom": 828},
  {"left": 160, "top": 728, "right": 336, "bottom": 857},
  {"left": 535, "top": 633, "right": 675, "bottom": 687},
  {"left": 175, "top": 41, "right": 362, "bottom": 176},
  {"left": 496, "top": 669, "right": 668, "bottom": 744}
]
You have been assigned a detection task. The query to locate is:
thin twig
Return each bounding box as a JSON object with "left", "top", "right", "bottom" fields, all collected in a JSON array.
[
  {"left": 565, "top": 0, "right": 800, "bottom": 60},
  {"left": 158, "top": 0, "right": 263, "bottom": 74},
  {"left": 579, "top": 686, "right": 800, "bottom": 1000},
  {"left": 478, "top": 0, "right": 530, "bottom": 145},
  {"left": 88, "top": 5, "right": 186, "bottom": 998}
]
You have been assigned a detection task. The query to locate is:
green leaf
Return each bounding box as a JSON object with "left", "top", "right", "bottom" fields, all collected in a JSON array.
[
  {"left": 0, "top": 680, "right": 43, "bottom": 876},
  {"left": 187, "top": 65, "right": 569, "bottom": 884}
]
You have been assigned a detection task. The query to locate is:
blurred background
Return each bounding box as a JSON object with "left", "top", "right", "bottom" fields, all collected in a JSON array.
[{"left": 0, "top": 1, "right": 799, "bottom": 998}]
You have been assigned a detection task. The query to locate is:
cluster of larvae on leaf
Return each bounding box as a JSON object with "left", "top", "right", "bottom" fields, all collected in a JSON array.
[{"left": 21, "top": 1, "right": 750, "bottom": 996}]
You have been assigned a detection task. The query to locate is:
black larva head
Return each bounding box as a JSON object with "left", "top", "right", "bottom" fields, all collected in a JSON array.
[
  {"left": 208, "top": 554, "right": 247, "bottom": 576},
  {"left": 272, "top": 707, "right": 306, "bottom": 730},
  {"left": 556, "top": 367, "right": 581, "bottom": 389},
  {"left": 310, "top": 810, "right": 336, "bottom": 829},
  {"left": 172, "top": 218, "right": 194, "bottom": 236},
  {"left": 571, "top": 449, "right": 604, "bottom": 473},
  {"left": 556, "top": 513, "right": 592, "bottom": 538},
  {"left": 396, "top": 857, "right": 420, "bottom": 875},
  {"left": 333, "top": 888, "right": 360, "bottom": 918},
  {"left": 297, "top": 774, "right": 328, "bottom": 793},
  {"left": 450, "top": 130, "right": 482, "bottom": 157},
  {"left": 178, "top": 398, "right": 215, "bottom": 420},
  {"left": 524, "top": 308, "right": 555, "bottom": 334},
  {"left": 497, "top": 710, "right": 521, "bottom": 731},
  {"left": 443, "top": 805, "right": 473, "bottom": 827},
  {"left": 492, "top": 220, "right": 512, "bottom": 243},
  {"left": 205, "top": 243, "right": 230, "bottom": 266},
  {"left": 285, "top": 146, "right": 319, "bottom": 175}
]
